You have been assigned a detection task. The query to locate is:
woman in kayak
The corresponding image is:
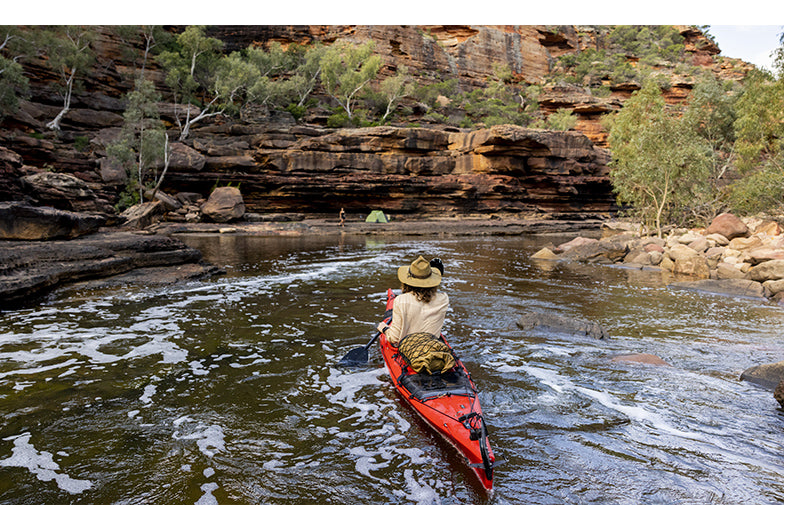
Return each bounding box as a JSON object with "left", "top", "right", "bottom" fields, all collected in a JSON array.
[{"left": 379, "top": 255, "right": 449, "bottom": 347}]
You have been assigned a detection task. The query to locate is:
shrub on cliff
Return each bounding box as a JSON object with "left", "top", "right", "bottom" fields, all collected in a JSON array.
[
  {"left": 320, "top": 40, "right": 381, "bottom": 122},
  {"left": 157, "top": 26, "right": 228, "bottom": 141}
]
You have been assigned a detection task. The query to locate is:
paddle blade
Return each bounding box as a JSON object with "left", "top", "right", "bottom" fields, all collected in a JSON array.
[{"left": 339, "top": 346, "right": 369, "bottom": 367}]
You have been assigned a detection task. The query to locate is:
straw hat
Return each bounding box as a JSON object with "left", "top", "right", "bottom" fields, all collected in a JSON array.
[{"left": 398, "top": 256, "right": 442, "bottom": 288}]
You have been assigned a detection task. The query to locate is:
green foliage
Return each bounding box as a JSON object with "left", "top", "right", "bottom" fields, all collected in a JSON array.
[
  {"left": 0, "top": 28, "right": 32, "bottom": 119},
  {"left": 604, "top": 79, "right": 712, "bottom": 236},
  {"left": 35, "top": 26, "right": 97, "bottom": 131},
  {"left": 727, "top": 57, "right": 784, "bottom": 215},
  {"left": 412, "top": 78, "right": 459, "bottom": 108},
  {"left": 108, "top": 78, "right": 168, "bottom": 208},
  {"left": 73, "top": 136, "right": 89, "bottom": 152},
  {"left": 157, "top": 26, "right": 224, "bottom": 103},
  {"left": 320, "top": 40, "right": 381, "bottom": 119},
  {"left": 113, "top": 26, "right": 172, "bottom": 80},
  {"left": 545, "top": 109, "right": 577, "bottom": 131},
  {"left": 609, "top": 25, "right": 685, "bottom": 63}
]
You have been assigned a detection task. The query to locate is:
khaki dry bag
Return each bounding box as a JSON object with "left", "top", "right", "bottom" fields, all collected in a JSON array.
[{"left": 397, "top": 332, "right": 456, "bottom": 374}]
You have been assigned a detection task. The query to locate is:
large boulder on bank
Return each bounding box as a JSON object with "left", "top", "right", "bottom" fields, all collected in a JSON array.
[
  {"left": 517, "top": 310, "right": 609, "bottom": 339},
  {"left": 0, "top": 201, "right": 105, "bottom": 240},
  {"left": 747, "top": 259, "right": 784, "bottom": 282},
  {"left": 201, "top": 186, "right": 246, "bottom": 223},
  {"left": 707, "top": 213, "right": 749, "bottom": 240},
  {"left": 120, "top": 201, "right": 165, "bottom": 229}
]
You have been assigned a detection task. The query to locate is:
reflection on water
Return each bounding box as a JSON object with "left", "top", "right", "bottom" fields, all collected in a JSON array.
[{"left": 0, "top": 234, "right": 783, "bottom": 504}]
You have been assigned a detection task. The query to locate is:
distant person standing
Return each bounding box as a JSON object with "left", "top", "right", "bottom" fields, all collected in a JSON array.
[{"left": 338, "top": 208, "right": 346, "bottom": 227}]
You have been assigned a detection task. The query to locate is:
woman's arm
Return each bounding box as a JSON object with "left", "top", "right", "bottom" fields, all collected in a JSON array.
[{"left": 384, "top": 296, "right": 405, "bottom": 346}]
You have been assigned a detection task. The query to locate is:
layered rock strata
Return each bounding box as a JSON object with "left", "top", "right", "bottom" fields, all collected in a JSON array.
[{"left": 163, "top": 124, "right": 614, "bottom": 217}]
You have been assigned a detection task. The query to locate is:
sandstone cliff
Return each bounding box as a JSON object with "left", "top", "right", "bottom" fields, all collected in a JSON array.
[{"left": 0, "top": 25, "right": 751, "bottom": 220}]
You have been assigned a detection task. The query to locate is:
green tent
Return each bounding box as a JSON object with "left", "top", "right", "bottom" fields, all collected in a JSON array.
[{"left": 365, "top": 210, "right": 388, "bottom": 223}]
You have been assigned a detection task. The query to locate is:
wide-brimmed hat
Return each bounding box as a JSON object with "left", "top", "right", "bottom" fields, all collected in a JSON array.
[{"left": 398, "top": 256, "right": 442, "bottom": 288}]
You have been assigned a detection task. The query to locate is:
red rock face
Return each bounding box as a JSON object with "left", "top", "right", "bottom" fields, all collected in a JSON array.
[{"left": 0, "top": 25, "right": 741, "bottom": 217}]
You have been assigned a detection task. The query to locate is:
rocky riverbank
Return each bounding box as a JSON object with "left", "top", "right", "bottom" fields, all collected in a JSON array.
[{"left": 531, "top": 212, "right": 784, "bottom": 303}]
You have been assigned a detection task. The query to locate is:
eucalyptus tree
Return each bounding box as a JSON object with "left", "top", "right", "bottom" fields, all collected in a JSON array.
[
  {"left": 728, "top": 43, "right": 784, "bottom": 215},
  {"left": 157, "top": 26, "right": 227, "bottom": 141},
  {"left": 107, "top": 79, "right": 169, "bottom": 207},
  {"left": 0, "top": 27, "right": 31, "bottom": 119},
  {"left": 114, "top": 25, "right": 172, "bottom": 80},
  {"left": 604, "top": 79, "right": 711, "bottom": 236},
  {"left": 38, "top": 26, "right": 97, "bottom": 132},
  {"left": 320, "top": 40, "right": 381, "bottom": 121},
  {"left": 377, "top": 64, "right": 412, "bottom": 122}
]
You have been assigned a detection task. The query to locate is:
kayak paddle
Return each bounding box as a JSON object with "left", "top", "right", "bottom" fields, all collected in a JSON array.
[{"left": 339, "top": 331, "right": 381, "bottom": 367}]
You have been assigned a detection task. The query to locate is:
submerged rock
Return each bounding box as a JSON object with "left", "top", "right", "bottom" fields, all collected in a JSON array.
[
  {"left": 517, "top": 310, "right": 609, "bottom": 339},
  {"left": 611, "top": 353, "right": 671, "bottom": 366},
  {"left": 668, "top": 279, "right": 766, "bottom": 299},
  {"left": 740, "top": 361, "right": 784, "bottom": 390}
]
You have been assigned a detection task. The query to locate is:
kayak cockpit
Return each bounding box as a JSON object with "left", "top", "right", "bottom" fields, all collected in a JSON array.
[{"left": 398, "top": 366, "right": 476, "bottom": 402}]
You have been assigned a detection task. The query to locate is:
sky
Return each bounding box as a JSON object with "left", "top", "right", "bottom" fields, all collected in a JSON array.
[{"left": 705, "top": 25, "right": 783, "bottom": 70}]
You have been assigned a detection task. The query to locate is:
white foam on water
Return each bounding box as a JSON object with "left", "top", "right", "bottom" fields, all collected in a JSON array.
[
  {"left": 0, "top": 359, "right": 80, "bottom": 380},
  {"left": 139, "top": 384, "right": 157, "bottom": 405},
  {"left": 0, "top": 433, "right": 92, "bottom": 494},
  {"left": 349, "top": 446, "right": 390, "bottom": 484},
  {"left": 172, "top": 423, "right": 226, "bottom": 458},
  {"left": 399, "top": 468, "right": 442, "bottom": 505},
  {"left": 194, "top": 482, "right": 219, "bottom": 505},
  {"left": 203, "top": 467, "right": 215, "bottom": 478},
  {"left": 325, "top": 367, "right": 386, "bottom": 423},
  {"left": 496, "top": 360, "right": 709, "bottom": 442}
]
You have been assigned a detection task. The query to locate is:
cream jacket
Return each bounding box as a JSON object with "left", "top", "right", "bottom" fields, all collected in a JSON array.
[{"left": 385, "top": 291, "right": 449, "bottom": 345}]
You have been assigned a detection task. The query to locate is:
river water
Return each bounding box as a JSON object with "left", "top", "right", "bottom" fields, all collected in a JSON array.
[{"left": 0, "top": 234, "right": 783, "bottom": 504}]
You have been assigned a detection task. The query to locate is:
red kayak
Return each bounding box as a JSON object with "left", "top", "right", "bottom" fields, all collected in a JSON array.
[{"left": 378, "top": 289, "right": 497, "bottom": 491}]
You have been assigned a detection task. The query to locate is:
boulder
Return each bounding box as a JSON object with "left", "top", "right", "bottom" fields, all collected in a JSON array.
[
  {"left": 201, "top": 186, "right": 246, "bottom": 223},
  {"left": 120, "top": 201, "right": 165, "bottom": 229},
  {"left": 747, "top": 259, "right": 784, "bottom": 282},
  {"left": 774, "top": 379, "right": 784, "bottom": 408},
  {"left": 554, "top": 236, "right": 598, "bottom": 253},
  {"left": 707, "top": 213, "right": 749, "bottom": 240},
  {"left": 0, "top": 201, "right": 106, "bottom": 240},
  {"left": 716, "top": 262, "right": 747, "bottom": 280},
  {"left": 21, "top": 171, "right": 98, "bottom": 211},
  {"left": 531, "top": 247, "right": 559, "bottom": 260},
  {"left": 740, "top": 361, "right": 784, "bottom": 390},
  {"left": 763, "top": 279, "right": 784, "bottom": 297},
  {"left": 517, "top": 310, "right": 609, "bottom": 339},
  {"left": 611, "top": 353, "right": 671, "bottom": 366},
  {"left": 673, "top": 255, "right": 710, "bottom": 278}
]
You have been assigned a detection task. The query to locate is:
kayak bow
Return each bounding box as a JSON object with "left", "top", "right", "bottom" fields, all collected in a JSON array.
[{"left": 378, "top": 289, "right": 496, "bottom": 491}]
